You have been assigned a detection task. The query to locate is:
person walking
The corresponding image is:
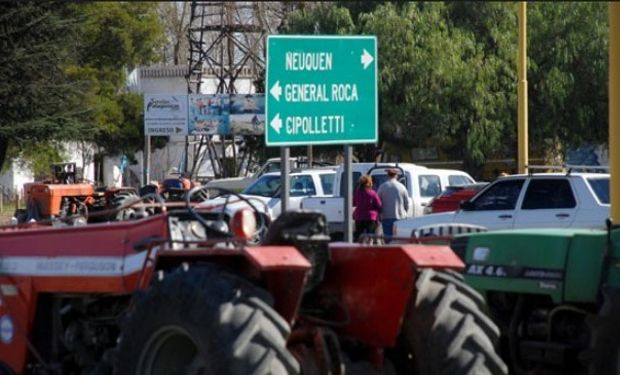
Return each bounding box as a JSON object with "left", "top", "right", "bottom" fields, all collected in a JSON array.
[
  {"left": 353, "top": 175, "right": 382, "bottom": 242},
  {"left": 377, "top": 168, "right": 410, "bottom": 242}
]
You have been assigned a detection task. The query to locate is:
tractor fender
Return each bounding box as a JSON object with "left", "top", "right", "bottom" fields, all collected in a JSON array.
[
  {"left": 399, "top": 243, "right": 465, "bottom": 269},
  {"left": 316, "top": 243, "right": 464, "bottom": 348},
  {"left": 153, "top": 245, "right": 311, "bottom": 324}
]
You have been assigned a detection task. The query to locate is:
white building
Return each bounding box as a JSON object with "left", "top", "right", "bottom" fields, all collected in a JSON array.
[{"left": 126, "top": 64, "right": 257, "bottom": 183}]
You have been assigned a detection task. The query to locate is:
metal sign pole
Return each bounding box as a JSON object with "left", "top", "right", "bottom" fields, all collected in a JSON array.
[
  {"left": 610, "top": 2, "right": 620, "bottom": 223},
  {"left": 144, "top": 136, "right": 151, "bottom": 185},
  {"left": 281, "top": 147, "right": 290, "bottom": 213},
  {"left": 344, "top": 145, "right": 353, "bottom": 242}
]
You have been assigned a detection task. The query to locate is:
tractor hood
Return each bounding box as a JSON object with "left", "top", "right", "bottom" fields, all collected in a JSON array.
[{"left": 462, "top": 228, "right": 607, "bottom": 304}]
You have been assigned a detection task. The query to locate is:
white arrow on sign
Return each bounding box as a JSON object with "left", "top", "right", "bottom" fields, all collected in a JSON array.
[
  {"left": 361, "top": 49, "right": 374, "bottom": 69},
  {"left": 270, "top": 80, "right": 282, "bottom": 101},
  {"left": 270, "top": 113, "right": 282, "bottom": 134}
]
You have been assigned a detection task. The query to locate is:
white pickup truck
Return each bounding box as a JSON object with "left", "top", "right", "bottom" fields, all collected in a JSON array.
[
  {"left": 201, "top": 167, "right": 337, "bottom": 238},
  {"left": 300, "top": 163, "right": 475, "bottom": 238},
  {"left": 205, "top": 157, "right": 334, "bottom": 193}
]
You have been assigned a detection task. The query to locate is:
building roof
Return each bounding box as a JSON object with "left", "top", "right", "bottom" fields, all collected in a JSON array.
[{"left": 138, "top": 64, "right": 189, "bottom": 78}]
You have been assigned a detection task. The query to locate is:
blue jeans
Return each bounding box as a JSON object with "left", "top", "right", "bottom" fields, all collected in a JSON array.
[{"left": 382, "top": 218, "right": 397, "bottom": 243}]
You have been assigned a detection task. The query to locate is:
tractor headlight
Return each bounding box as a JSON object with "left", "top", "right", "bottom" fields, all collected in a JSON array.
[{"left": 230, "top": 208, "right": 257, "bottom": 240}]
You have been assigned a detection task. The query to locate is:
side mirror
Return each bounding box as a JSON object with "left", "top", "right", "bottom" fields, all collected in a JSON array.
[{"left": 460, "top": 200, "right": 474, "bottom": 211}]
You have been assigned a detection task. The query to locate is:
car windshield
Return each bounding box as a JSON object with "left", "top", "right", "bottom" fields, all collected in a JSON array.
[
  {"left": 242, "top": 173, "right": 327, "bottom": 198},
  {"left": 587, "top": 177, "right": 610, "bottom": 204},
  {"left": 242, "top": 175, "right": 281, "bottom": 197}
]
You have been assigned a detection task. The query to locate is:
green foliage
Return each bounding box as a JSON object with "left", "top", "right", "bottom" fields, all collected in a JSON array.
[
  {"left": 1, "top": 1, "right": 609, "bottom": 174},
  {"left": 0, "top": 2, "right": 90, "bottom": 168},
  {"left": 9, "top": 142, "right": 67, "bottom": 180},
  {"left": 528, "top": 2, "right": 608, "bottom": 158},
  {"left": 0, "top": 2, "right": 164, "bottom": 171},
  {"left": 68, "top": 2, "right": 165, "bottom": 155},
  {"left": 283, "top": 2, "right": 609, "bottom": 171},
  {"left": 360, "top": 2, "right": 516, "bottom": 169}
]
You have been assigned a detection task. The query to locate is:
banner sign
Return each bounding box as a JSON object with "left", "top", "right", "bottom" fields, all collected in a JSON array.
[
  {"left": 230, "top": 94, "right": 265, "bottom": 135},
  {"left": 145, "top": 94, "right": 265, "bottom": 136},
  {"left": 144, "top": 94, "right": 188, "bottom": 136},
  {"left": 188, "top": 94, "right": 230, "bottom": 135}
]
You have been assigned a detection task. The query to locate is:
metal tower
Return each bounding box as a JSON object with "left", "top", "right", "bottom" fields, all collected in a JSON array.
[{"left": 186, "top": 2, "right": 288, "bottom": 177}]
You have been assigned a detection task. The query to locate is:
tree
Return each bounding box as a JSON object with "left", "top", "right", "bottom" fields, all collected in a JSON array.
[
  {"left": 0, "top": 2, "right": 90, "bottom": 169},
  {"left": 158, "top": 2, "right": 191, "bottom": 65},
  {"left": 67, "top": 2, "right": 165, "bottom": 157},
  {"left": 356, "top": 3, "right": 520, "bottom": 173},
  {"left": 528, "top": 3, "right": 608, "bottom": 160}
]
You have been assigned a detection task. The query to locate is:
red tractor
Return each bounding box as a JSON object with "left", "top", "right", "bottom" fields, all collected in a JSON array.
[{"left": 0, "top": 186, "right": 507, "bottom": 374}]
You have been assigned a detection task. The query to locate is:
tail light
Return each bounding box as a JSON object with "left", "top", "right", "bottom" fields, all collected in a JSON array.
[{"left": 230, "top": 208, "right": 257, "bottom": 240}]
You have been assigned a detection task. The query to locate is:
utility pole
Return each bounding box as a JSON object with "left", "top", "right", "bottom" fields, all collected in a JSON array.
[
  {"left": 610, "top": 2, "right": 620, "bottom": 223},
  {"left": 517, "top": 2, "right": 529, "bottom": 174}
]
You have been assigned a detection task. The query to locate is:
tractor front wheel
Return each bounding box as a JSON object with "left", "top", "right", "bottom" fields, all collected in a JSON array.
[
  {"left": 114, "top": 264, "right": 299, "bottom": 375},
  {"left": 585, "top": 287, "right": 620, "bottom": 374},
  {"left": 397, "top": 269, "right": 508, "bottom": 375}
]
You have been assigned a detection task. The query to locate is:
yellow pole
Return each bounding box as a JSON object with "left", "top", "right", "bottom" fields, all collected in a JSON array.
[
  {"left": 610, "top": 3, "right": 620, "bottom": 223},
  {"left": 518, "top": 2, "right": 529, "bottom": 174}
]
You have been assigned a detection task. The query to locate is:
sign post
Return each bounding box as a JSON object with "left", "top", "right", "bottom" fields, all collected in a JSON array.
[{"left": 266, "top": 35, "right": 378, "bottom": 242}]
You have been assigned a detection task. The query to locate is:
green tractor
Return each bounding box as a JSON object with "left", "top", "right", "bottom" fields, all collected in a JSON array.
[{"left": 450, "top": 222, "right": 620, "bottom": 374}]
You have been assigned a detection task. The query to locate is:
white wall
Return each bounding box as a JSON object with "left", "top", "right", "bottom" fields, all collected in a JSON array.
[
  {"left": 0, "top": 161, "right": 34, "bottom": 198},
  {"left": 64, "top": 142, "right": 96, "bottom": 182}
]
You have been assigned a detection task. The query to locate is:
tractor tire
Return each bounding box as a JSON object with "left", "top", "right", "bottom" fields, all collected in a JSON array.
[
  {"left": 111, "top": 192, "right": 146, "bottom": 221},
  {"left": 397, "top": 269, "right": 508, "bottom": 375},
  {"left": 584, "top": 287, "right": 620, "bottom": 374},
  {"left": 0, "top": 362, "right": 16, "bottom": 375},
  {"left": 114, "top": 264, "right": 299, "bottom": 375}
]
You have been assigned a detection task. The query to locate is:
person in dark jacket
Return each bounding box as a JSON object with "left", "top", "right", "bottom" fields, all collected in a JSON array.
[{"left": 353, "top": 175, "right": 382, "bottom": 242}]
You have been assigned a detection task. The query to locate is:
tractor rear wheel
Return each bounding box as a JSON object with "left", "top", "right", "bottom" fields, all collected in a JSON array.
[
  {"left": 397, "top": 269, "right": 508, "bottom": 375},
  {"left": 114, "top": 264, "right": 299, "bottom": 375},
  {"left": 585, "top": 287, "right": 620, "bottom": 374},
  {"left": 111, "top": 192, "right": 146, "bottom": 221}
]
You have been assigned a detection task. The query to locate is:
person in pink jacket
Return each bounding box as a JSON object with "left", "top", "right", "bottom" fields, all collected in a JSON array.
[{"left": 353, "top": 175, "right": 382, "bottom": 242}]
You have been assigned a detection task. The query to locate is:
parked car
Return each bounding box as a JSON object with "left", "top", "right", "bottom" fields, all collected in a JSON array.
[
  {"left": 301, "top": 162, "right": 475, "bottom": 237},
  {"left": 201, "top": 167, "right": 337, "bottom": 240},
  {"left": 205, "top": 157, "right": 334, "bottom": 193},
  {"left": 423, "top": 182, "right": 489, "bottom": 214},
  {"left": 394, "top": 172, "right": 610, "bottom": 237}
]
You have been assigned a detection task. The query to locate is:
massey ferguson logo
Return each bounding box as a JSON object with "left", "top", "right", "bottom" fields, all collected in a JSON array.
[{"left": 147, "top": 98, "right": 180, "bottom": 112}]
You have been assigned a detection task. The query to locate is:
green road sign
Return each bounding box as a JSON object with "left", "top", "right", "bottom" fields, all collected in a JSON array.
[{"left": 266, "top": 35, "right": 377, "bottom": 146}]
